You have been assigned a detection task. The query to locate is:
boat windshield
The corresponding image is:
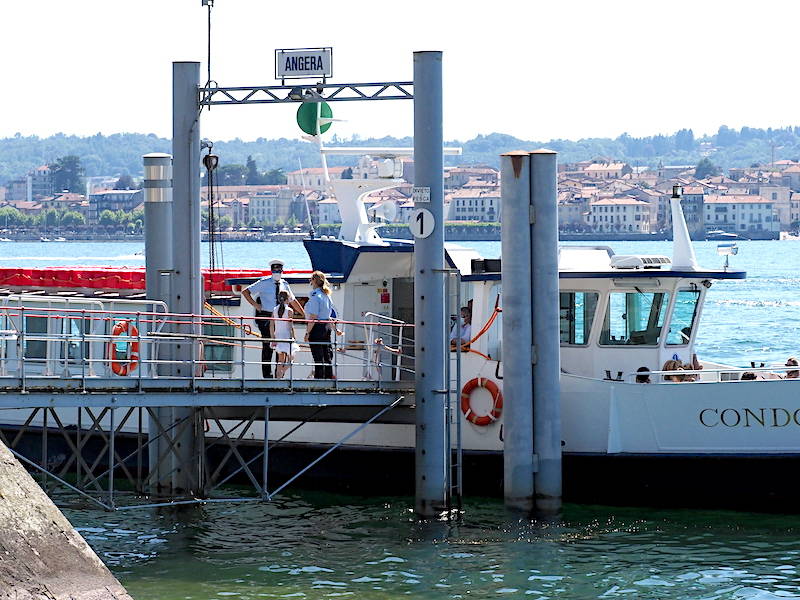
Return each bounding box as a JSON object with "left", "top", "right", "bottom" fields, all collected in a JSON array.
[
  {"left": 666, "top": 289, "right": 701, "bottom": 345},
  {"left": 600, "top": 291, "right": 669, "bottom": 346},
  {"left": 560, "top": 292, "right": 598, "bottom": 346}
]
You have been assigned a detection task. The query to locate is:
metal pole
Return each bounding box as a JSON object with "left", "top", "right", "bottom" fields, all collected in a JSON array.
[
  {"left": 530, "top": 149, "right": 562, "bottom": 514},
  {"left": 413, "top": 50, "right": 447, "bottom": 517},
  {"left": 143, "top": 123, "right": 175, "bottom": 497},
  {"left": 500, "top": 151, "right": 535, "bottom": 512},
  {"left": 171, "top": 61, "right": 203, "bottom": 496}
]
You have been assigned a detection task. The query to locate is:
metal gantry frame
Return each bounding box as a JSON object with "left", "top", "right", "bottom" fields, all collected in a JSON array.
[{"left": 199, "top": 81, "right": 413, "bottom": 107}]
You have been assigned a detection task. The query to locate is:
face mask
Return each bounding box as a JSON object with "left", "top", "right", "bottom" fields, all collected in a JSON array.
[{"left": 272, "top": 272, "right": 281, "bottom": 281}]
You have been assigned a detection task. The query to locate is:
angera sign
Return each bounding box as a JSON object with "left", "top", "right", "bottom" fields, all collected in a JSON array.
[{"left": 276, "top": 48, "right": 333, "bottom": 80}]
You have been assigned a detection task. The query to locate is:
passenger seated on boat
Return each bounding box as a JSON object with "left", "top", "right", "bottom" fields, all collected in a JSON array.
[
  {"left": 786, "top": 357, "right": 799, "bottom": 379},
  {"left": 682, "top": 353, "right": 703, "bottom": 382},
  {"left": 741, "top": 371, "right": 757, "bottom": 381},
  {"left": 449, "top": 307, "right": 472, "bottom": 351},
  {"left": 661, "top": 359, "right": 685, "bottom": 382},
  {"left": 635, "top": 367, "right": 651, "bottom": 383}
]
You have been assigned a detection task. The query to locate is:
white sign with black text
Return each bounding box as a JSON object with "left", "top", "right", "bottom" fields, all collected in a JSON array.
[
  {"left": 412, "top": 186, "right": 431, "bottom": 204},
  {"left": 410, "top": 208, "right": 435, "bottom": 239},
  {"left": 276, "top": 48, "right": 333, "bottom": 80}
]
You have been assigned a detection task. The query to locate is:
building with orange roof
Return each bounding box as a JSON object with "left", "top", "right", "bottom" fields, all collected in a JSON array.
[{"left": 587, "top": 197, "right": 651, "bottom": 233}]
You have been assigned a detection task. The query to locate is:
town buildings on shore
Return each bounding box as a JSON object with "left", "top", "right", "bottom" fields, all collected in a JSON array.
[{"left": 1, "top": 156, "right": 799, "bottom": 239}]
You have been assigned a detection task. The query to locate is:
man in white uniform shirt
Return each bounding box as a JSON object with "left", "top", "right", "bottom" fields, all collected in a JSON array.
[{"left": 242, "top": 259, "right": 305, "bottom": 378}]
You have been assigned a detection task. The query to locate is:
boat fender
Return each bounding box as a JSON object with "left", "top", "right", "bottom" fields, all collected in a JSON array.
[
  {"left": 460, "top": 377, "right": 503, "bottom": 426},
  {"left": 108, "top": 321, "right": 140, "bottom": 376}
]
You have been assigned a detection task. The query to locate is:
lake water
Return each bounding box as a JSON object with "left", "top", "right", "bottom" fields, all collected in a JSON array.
[
  {"left": 5, "top": 239, "right": 800, "bottom": 599},
  {"left": 63, "top": 491, "right": 800, "bottom": 600}
]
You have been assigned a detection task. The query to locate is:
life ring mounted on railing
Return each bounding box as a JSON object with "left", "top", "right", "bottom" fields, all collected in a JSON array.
[
  {"left": 108, "top": 320, "right": 140, "bottom": 376},
  {"left": 460, "top": 377, "right": 503, "bottom": 426}
]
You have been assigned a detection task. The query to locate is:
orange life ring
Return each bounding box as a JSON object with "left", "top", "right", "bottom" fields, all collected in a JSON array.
[
  {"left": 460, "top": 377, "right": 503, "bottom": 426},
  {"left": 108, "top": 320, "right": 140, "bottom": 376}
]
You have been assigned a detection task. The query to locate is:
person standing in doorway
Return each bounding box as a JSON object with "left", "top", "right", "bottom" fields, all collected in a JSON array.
[
  {"left": 304, "top": 270, "right": 336, "bottom": 379},
  {"left": 242, "top": 259, "right": 304, "bottom": 378}
]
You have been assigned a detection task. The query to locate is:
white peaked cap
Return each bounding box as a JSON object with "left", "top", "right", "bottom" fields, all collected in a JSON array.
[{"left": 268, "top": 259, "right": 285, "bottom": 268}]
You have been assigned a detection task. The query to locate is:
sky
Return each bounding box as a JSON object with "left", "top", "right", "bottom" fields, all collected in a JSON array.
[{"left": 3, "top": 0, "right": 798, "bottom": 144}]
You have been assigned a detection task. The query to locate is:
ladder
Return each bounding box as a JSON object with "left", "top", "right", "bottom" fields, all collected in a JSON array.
[{"left": 443, "top": 270, "right": 463, "bottom": 511}]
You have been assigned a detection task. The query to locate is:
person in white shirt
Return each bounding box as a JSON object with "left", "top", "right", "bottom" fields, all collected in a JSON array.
[
  {"left": 269, "top": 291, "right": 295, "bottom": 379},
  {"left": 449, "top": 306, "right": 472, "bottom": 350},
  {"left": 242, "top": 259, "right": 304, "bottom": 378}
]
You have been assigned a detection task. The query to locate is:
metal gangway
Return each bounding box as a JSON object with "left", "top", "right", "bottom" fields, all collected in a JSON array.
[{"left": 0, "top": 299, "right": 416, "bottom": 510}]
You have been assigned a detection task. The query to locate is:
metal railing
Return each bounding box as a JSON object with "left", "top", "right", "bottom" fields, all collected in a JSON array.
[
  {"left": 621, "top": 364, "right": 800, "bottom": 384},
  {"left": 0, "top": 304, "right": 415, "bottom": 393}
]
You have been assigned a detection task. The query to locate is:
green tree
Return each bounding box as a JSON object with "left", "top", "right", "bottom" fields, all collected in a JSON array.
[
  {"left": 0, "top": 206, "right": 24, "bottom": 227},
  {"left": 99, "top": 209, "right": 117, "bottom": 226},
  {"left": 41, "top": 208, "right": 59, "bottom": 227},
  {"left": 60, "top": 211, "right": 85, "bottom": 227},
  {"left": 114, "top": 173, "right": 134, "bottom": 189},
  {"left": 218, "top": 164, "right": 247, "bottom": 186},
  {"left": 341, "top": 167, "right": 353, "bottom": 179},
  {"left": 50, "top": 155, "right": 86, "bottom": 193},
  {"left": 675, "top": 128, "right": 695, "bottom": 152},
  {"left": 219, "top": 215, "right": 233, "bottom": 230},
  {"left": 287, "top": 215, "right": 298, "bottom": 228},
  {"left": 245, "top": 155, "right": 263, "bottom": 185},
  {"left": 264, "top": 168, "right": 287, "bottom": 185},
  {"left": 695, "top": 157, "right": 720, "bottom": 179}
]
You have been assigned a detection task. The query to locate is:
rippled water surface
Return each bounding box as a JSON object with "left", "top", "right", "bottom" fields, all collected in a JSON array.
[{"left": 61, "top": 492, "right": 800, "bottom": 600}]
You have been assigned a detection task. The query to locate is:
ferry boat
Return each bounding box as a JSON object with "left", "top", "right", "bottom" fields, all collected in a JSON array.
[{"left": 1, "top": 155, "right": 799, "bottom": 510}]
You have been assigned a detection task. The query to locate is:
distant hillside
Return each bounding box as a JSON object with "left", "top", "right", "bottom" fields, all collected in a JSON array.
[{"left": 1, "top": 125, "right": 799, "bottom": 184}]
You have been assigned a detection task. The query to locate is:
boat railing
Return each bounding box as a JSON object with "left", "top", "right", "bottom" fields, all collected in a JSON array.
[
  {"left": 0, "top": 305, "right": 415, "bottom": 393},
  {"left": 623, "top": 365, "right": 800, "bottom": 384},
  {"left": 361, "top": 312, "right": 415, "bottom": 382}
]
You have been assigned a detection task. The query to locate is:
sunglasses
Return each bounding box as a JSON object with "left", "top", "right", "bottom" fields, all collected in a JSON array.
[{"left": 271, "top": 266, "right": 283, "bottom": 272}]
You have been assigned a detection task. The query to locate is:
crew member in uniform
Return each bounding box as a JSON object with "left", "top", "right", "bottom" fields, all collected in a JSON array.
[{"left": 242, "top": 259, "right": 305, "bottom": 378}]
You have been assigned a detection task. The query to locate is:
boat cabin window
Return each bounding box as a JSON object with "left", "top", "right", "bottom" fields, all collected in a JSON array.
[
  {"left": 600, "top": 291, "right": 669, "bottom": 346},
  {"left": 666, "top": 289, "right": 701, "bottom": 346},
  {"left": 203, "top": 322, "right": 234, "bottom": 373},
  {"left": 560, "top": 292, "right": 598, "bottom": 346},
  {"left": 59, "top": 316, "right": 91, "bottom": 362},
  {"left": 23, "top": 314, "right": 48, "bottom": 362}
]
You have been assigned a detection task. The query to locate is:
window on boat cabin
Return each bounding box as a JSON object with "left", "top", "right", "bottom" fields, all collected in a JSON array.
[
  {"left": 59, "top": 316, "right": 91, "bottom": 363},
  {"left": 23, "top": 313, "right": 48, "bottom": 363},
  {"left": 560, "top": 292, "right": 598, "bottom": 346},
  {"left": 600, "top": 291, "right": 670, "bottom": 346},
  {"left": 666, "top": 289, "right": 701, "bottom": 346},
  {"left": 203, "top": 322, "right": 234, "bottom": 373}
]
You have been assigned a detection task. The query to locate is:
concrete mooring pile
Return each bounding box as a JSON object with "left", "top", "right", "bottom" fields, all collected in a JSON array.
[{"left": 0, "top": 442, "right": 133, "bottom": 600}]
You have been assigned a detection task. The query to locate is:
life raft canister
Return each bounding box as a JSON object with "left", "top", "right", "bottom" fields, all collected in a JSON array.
[
  {"left": 460, "top": 377, "right": 503, "bottom": 426},
  {"left": 108, "top": 320, "right": 140, "bottom": 376}
]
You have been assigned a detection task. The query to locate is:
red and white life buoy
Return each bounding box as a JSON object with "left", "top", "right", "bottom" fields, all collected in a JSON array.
[
  {"left": 108, "top": 320, "right": 140, "bottom": 376},
  {"left": 460, "top": 377, "right": 503, "bottom": 426}
]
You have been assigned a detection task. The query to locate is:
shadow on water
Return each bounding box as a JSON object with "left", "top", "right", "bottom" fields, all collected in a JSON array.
[{"left": 58, "top": 488, "right": 800, "bottom": 600}]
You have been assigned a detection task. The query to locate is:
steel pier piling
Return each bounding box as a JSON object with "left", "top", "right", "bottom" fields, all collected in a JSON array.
[{"left": 413, "top": 51, "right": 447, "bottom": 517}]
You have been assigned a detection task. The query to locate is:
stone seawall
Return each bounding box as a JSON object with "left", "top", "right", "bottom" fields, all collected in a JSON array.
[{"left": 0, "top": 442, "right": 133, "bottom": 600}]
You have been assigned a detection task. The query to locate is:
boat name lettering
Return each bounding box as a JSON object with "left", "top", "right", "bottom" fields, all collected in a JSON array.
[{"left": 699, "top": 407, "right": 800, "bottom": 428}]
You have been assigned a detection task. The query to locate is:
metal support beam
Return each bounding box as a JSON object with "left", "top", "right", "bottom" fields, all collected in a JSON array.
[
  {"left": 500, "top": 151, "right": 535, "bottom": 512},
  {"left": 530, "top": 150, "right": 562, "bottom": 515},
  {"left": 200, "top": 82, "right": 413, "bottom": 106},
  {"left": 413, "top": 51, "right": 447, "bottom": 518},
  {"left": 171, "top": 61, "right": 204, "bottom": 496}
]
